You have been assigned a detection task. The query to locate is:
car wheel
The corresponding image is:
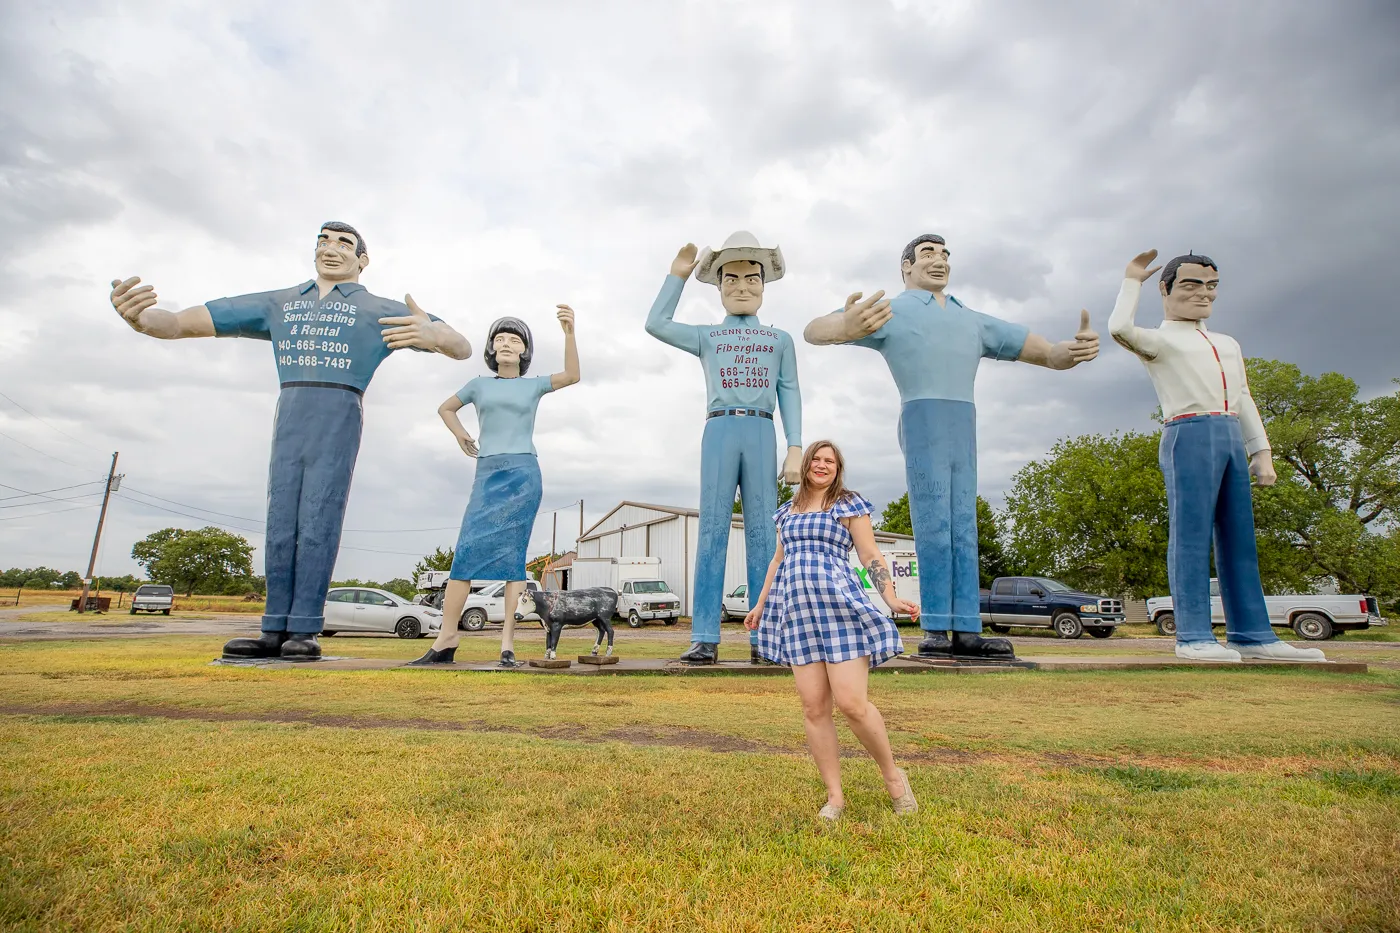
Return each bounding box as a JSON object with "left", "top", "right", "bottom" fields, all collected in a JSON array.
[
  {"left": 628, "top": 611, "right": 643, "bottom": 629},
  {"left": 162, "top": 609, "right": 170, "bottom": 615},
  {"left": 1292, "top": 612, "right": 1333, "bottom": 641},
  {"left": 1087, "top": 626, "right": 1113, "bottom": 639},
  {"left": 1053, "top": 612, "right": 1083, "bottom": 639},
  {"left": 129, "top": 608, "right": 136, "bottom": 615},
  {"left": 989, "top": 624, "right": 1010, "bottom": 634},
  {"left": 1155, "top": 612, "right": 1177, "bottom": 637},
  {"left": 395, "top": 617, "right": 421, "bottom": 639},
  {"left": 462, "top": 608, "right": 487, "bottom": 632},
  {"left": 663, "top": 616, "right": 678, "bottom": 626},
  {"left": 720, "top": 608, "right": 731, "bottom": 621}
]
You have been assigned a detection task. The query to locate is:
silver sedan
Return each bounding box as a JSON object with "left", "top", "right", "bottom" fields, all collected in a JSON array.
[{"left": 321, "top": 587, "right": 443, "bottom": 639}]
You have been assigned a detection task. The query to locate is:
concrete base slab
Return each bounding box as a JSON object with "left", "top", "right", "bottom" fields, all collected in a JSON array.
[
  {"left": 578, "top": 655, "right": 619, "bottom": 665},
  {"left": 529, "top": 658, "right": 572, "bottom": 669},
  {"left": 214, "top": 654, "right": 1368, "bottom": 675}
]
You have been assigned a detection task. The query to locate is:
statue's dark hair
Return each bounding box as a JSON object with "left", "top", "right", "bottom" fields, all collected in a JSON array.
[
  {"left": 319, "top": 221, "right": 367, "bottom": 258},
  {"left": 1161, "top": 253, "right": 1218, "bottom": 294},
  {"left": 719, "top": 259, "right": 765, "bottom": 283},
  {"left": 485, "top": 317, "right": 534, "bottom": 375},
  {"left": 900, "top": 234, "right": 950, "bottom": 273}
]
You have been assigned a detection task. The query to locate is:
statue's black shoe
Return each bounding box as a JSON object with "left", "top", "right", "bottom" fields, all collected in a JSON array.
[
  {"left": 280, "top": 634, "right": 322, "bottom": 659},
  {"left": 950, "top": 630, "right": 1016, "bottom": 660},
  {"left": 678, "top": 642, "right": 719, "bottom": 664},
  {"left": 408, "top": 646, "right": 457, "bottom": 666},
  {"left": 222, "top": 631, "right": 287, "bottom": 659},
  {"left": 499, "top": 649, "right": 521, "bottom": 668},
  {"left": 917, "top": 633, "right": 953, "bottom": 657},
  {"left": 750, "top": 645, "right": 777, "bottom": 665}
]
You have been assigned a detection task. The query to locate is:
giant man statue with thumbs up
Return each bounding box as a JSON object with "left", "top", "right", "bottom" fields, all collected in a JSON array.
[
  {"left": 804, "top": 234, "right": 1100, "bottom": 659},
  {"left": 109, "top": 222, "right": 472, "bottom": 660}
]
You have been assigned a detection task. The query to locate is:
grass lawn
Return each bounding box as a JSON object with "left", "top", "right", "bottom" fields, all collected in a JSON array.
[{"left": 1, "top": 634, "right": 1398, "bottom": 932}]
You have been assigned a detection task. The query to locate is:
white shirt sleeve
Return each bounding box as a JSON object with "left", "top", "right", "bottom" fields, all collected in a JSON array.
[
  {"left": 1236, "top": 373, "right": 1270, "bottom": 457},
  {"left": 1107, "top": 279, "right": 1163, "bottom": 360}
]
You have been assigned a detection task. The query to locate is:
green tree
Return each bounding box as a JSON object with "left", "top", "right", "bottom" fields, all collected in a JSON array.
[
  {"left": 130, "top": 527, "right": 255, "bottom": 596},
  {"left": 1002, "top": 432, "right": 1169, "bottom": 599},
  {"left": 60, "top": 570, "right": 82, "bottom": 589},
  {"left": 94, "top": 573, "right": 143, "bottom": 593},
  {"left": 382, "top": 578, "right": 415, "bottom": 600},
  {"left": 1248, "top": 361, "right": 1400, "bottom": 597},
  {"left": 879, "top": 493, "right": 1012, "bottom": 587},
  {"left": 412, "top": 545, "right": 455, "bottom": 582}
]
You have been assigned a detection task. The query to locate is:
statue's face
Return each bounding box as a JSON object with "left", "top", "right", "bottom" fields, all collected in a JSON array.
[
  {"left": 493, "top": 331, "right": 526, "bottom": 369},
  {"left": 315, "top": 228, "right": 368, "bottom": 281},
  {"left": 719, "top": 260, "right": 764, "bottom": 316},
  {"left": 902, "top": 240, "right": 950, "bottom": 292},
  {"left": 1160, "top": 263, "right": 1219, "bottom": 321}
]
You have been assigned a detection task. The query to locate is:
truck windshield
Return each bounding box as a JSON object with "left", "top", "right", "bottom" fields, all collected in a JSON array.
[
  {"left": 1034, "top": 579, "right": 1072, "bottom": 593},
  {"left": 136, "top": 586, "right": 173, "bottom": 596},
  {"left": 632, "top": 581, "right": 671, "bottom": 594}
]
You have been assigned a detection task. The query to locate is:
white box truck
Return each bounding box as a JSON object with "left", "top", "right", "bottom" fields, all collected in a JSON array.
[{"left": 571, "top": 556, "right": 681, "bottom": 627}]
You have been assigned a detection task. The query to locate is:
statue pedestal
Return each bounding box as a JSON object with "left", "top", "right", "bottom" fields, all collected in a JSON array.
[
  {"left": 528, "top": 658, "right": 572, "bottom": 669},
  {"left": 578, "top": 655, "right": 619, "bottom": 665}
]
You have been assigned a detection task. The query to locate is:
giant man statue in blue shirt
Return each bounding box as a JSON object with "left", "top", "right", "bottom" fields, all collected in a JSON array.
[
  {"left": 805, "top": 234, "right": 1100, "bottom": 659},
  {"left": 646, "top": 231, "right": 803, "bottom": 665},
  {"left": 109, "top": 222, "right": 472, "bottom": 660}
]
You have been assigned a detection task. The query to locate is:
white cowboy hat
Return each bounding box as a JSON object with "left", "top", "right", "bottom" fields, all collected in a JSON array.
[{"left": 695, "top": 230, "right": 786, "bottom": 285}]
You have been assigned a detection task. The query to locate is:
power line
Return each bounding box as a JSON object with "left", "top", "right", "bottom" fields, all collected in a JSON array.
[
  {"left": 0, "top": 492, "right": 105, "bottom": 510},
  {"left": 0, "top": 481, "right": 105, "bottom": 502},
  {"left": 0, "top": 503, "right": 101, "bottom": 522},
  {"left": 0, "top": 429, "right": 106, "bottom": 474},
  {"left": 112, "top": 493, "right": 264, "bottom": 533},
  {"left": 0, "top": 389, "right": 92, "bottom": 449},
  {"left": 120, "top": 485, "right": 267, "bottom": 525}
]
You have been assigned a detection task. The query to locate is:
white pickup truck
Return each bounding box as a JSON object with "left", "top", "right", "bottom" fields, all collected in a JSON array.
[{"left": 1147, "top": 580, "right": 1383, "bottom": 640}]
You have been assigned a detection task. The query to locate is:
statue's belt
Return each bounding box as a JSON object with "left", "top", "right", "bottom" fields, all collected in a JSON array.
[
  {"left": 707, "top": 408, "right": 773, "bottom": 420},
  {"left": 280, "top": 381, "right": 364, "bottom": 396}
]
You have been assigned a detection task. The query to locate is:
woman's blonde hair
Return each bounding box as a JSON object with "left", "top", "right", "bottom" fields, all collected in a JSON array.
[{"left": 795, "top": 440, "right": 855, "bottom": 512}]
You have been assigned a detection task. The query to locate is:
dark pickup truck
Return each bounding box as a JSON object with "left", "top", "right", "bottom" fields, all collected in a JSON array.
[{"left": 980, "top": 576, "right": 1126, "bottom": 639}]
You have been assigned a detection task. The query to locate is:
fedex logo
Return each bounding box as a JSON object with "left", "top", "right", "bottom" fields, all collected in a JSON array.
[{"left": 854, "top": 558, "right": 918, "bottom": 589}]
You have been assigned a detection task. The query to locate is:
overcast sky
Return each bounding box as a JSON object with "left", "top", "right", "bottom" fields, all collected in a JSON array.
[{"left": 2, "top": 0, "right": 1397, "bottom": 584}]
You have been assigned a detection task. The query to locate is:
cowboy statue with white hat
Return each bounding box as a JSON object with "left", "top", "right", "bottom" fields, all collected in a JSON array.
[{"left": 646, "top": 231, "right": 803, "bottom": 665}]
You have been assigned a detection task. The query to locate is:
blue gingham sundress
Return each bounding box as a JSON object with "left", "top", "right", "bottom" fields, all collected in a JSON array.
[{"left": 755, "top": 494, "right": 904, "bottom": 668}]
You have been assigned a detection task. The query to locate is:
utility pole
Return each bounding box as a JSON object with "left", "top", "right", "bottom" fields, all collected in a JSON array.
[{"left": 77, "top": 452, "right": 121, "bottom": 614}]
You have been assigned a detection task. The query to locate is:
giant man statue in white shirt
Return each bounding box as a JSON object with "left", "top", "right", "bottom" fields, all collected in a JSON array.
[{"left": 1109, "top": 250, "right": 1325, "bottom": 662}]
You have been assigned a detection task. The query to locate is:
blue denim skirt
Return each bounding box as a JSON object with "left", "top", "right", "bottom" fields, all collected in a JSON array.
[{"left": 450, "top": 453, "right": 543, "bottom": 582}]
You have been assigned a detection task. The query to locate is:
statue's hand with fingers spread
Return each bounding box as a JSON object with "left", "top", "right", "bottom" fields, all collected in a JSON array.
[
  {"left": 380, "top": 295, "right": 438, "bottom": 351},
  {"left": 841, "top": 290, "right": 892, "bottom": 341}
]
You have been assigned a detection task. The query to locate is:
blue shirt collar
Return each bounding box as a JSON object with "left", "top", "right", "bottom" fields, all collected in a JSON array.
[
  {"left": 903, "top": 289, "right": 963, "bottom": 308},
  {"left": 298, "top": 280, "right": 366, "bottom": 297}
]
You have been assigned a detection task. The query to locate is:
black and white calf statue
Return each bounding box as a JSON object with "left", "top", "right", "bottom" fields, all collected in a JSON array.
[{"left": 517, "top": 587, "right": 619, "bottom": 661}]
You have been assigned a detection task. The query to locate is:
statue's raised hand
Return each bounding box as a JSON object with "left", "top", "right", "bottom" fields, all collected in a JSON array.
[
  {"left": 556, "top": 304, "right": 575, "bottom": 334},
  {"left": 110, "top": 277, "right": 159, "bottom": 334},
  {"left": 842, "top": 290, "right": 891, "bottom": 340},
  {"left": 1125, "top": 249, "right": 1163, "bottom": 283},
  {"left": 671, "top": 243, "right": 700, "bottom": 280},
  {"left": 380, "top": 295, "right": 437, "bottom": 350}
]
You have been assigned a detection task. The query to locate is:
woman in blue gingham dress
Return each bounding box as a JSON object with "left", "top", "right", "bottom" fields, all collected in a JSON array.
[{"left": 745, "top": 440, "right": 920, "bottom": 821}]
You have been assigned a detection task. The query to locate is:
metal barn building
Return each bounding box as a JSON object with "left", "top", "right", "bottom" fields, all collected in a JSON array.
[{"left": 574, "top": 501, "right": 917, "bottom": 616}]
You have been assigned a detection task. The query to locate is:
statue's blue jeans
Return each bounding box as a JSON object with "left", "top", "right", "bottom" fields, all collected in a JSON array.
[
  {"left": 690, "top": 413, "right": 778, "bottom": 646},
  {"left": 900, "top": 398, "right": 982, "bottom": 634},
  {"left": 260, "top": 385, "right": 363, "bottom": 635},
  {"left": 1160, "top": 414, "right": 1278, "bottom": 646}
]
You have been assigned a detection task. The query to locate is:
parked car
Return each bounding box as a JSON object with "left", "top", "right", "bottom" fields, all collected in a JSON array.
[
  {"left": 617, "top": 579, "right": 681, "bottom": 628},
  {"left": 721, "top": 584, "right": 750, "bottom": 621},
  {"left": 1146, "top": 580, "right": 1384, "bottom": 640},
  {"left": 459, "top": 580, "right": 544, "bottom": 632},
  {"left": 129, "top": 584, "right": 174, "bottom": 615},
  {"left": 980, "top": 576, "right": 1126, "bottom": 639},
  {"left": 321, "top": 587, "right": 443, "bottom": 639}
]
